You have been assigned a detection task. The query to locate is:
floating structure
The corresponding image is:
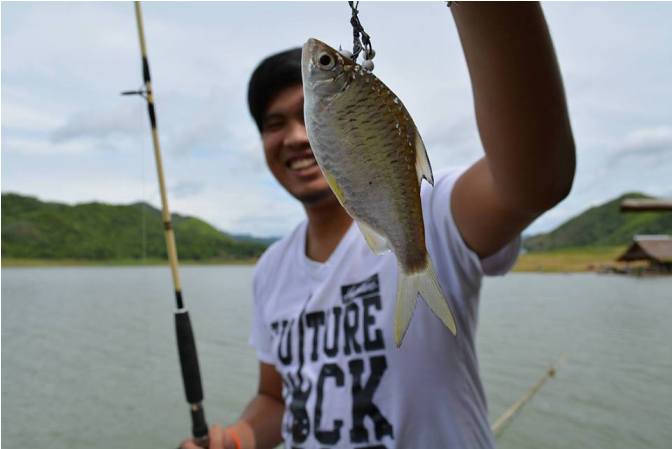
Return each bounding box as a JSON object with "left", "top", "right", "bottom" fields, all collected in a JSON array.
[
  {"left": 614, "top": 198, "right": 672, "bottom": 274},
  {"left": 617, "top": 235, "right": 672, "bottom": 273},
  {"left": 620, "top": 198, "right": 672, "bottom": 212}
]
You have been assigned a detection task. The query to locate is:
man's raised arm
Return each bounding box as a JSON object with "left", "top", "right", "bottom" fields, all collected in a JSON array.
[{"left": 450, "top": 2, "right": 576, "bottom": 258}]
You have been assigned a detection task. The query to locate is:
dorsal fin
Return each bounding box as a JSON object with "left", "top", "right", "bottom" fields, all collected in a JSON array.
[{"left": 414, "top": 132, "right": 434, "bottom": 186}]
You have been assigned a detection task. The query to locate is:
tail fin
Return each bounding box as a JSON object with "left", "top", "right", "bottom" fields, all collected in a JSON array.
[{"left": 394, "top": 260, "right": 457, "bottom": 346}]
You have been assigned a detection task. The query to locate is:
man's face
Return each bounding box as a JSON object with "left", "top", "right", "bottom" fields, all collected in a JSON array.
[{"left": 261, "top": 84, "right": 333, "bottom": 205}]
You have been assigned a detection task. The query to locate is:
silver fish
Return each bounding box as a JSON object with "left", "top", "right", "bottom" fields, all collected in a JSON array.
[{"left": 301, "top": 38, "right": 457, "bottom": 346}]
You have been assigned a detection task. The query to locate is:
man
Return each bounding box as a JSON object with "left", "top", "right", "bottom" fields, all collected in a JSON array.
[{"left": 183, "top": 3, "right": 575, "bottom": 449}]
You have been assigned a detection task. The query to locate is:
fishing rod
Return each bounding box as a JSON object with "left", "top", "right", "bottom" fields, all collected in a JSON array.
[
  {"left": 122, "top": 2, "right": 208, "bottom": 446},
  {"left": 491, "top": 354, "right": 567, "bottom": 437}
]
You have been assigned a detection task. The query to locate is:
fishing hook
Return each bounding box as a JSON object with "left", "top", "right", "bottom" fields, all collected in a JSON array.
[{"left": 348, "top": 1, "right": 374, "bottom": 66}]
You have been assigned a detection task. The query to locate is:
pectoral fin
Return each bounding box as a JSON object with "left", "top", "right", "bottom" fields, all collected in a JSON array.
[
  {"left": 357, "top": 221, "right": 391, "bottom": 255},
  {"left": 324, "top": 170, "right": 346, "bottom": 208}
]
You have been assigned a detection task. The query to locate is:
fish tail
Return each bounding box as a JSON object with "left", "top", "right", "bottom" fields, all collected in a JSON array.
[{"left": 394, "top": 259, "right": 457, "bottom": 347}]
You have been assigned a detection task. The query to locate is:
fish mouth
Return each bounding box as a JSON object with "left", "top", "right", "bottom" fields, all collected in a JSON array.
[
  {"left": 302, "top": 38, "right": 332, "bottom": 66},
  {"left": 302, "top": 37, "right": 352, "bottom": 94},
  {"left": 302, "top": 38, "right": 318, "bottom": 82},
  {"left": 302, "top": 38, "right": 323, "bottom": 71},
  {"left": 304, "top": 37, "right": 327, "bottom": 51}
]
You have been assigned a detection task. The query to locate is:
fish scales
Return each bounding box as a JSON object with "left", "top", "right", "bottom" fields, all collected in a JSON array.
[
  {"left": 318, "top": 69, "right": 426, "bottom": 272},
  {"left": 302, "top": 38, "right": 457, "bottom": 344}
]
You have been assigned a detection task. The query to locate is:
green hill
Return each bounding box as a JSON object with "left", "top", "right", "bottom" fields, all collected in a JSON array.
[
  {"left": 1, "top": 193, "right": 273, "bottom": 262},
  {"left": 523, "top": 192, "right": 672, "bottom": 251},
  {"left": 5, "top": 191, "right": 670, "bottom": 262}
]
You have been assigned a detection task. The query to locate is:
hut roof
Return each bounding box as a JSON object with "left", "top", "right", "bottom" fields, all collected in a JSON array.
[
  {"left": 617, "top": 235, "right": 672, "bottom": 263},
  {"left": 621, "top": 198, "right": 672, "bottom": 212}
]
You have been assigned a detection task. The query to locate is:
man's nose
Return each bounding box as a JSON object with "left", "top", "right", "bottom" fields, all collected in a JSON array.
[{"left": 283, "top": 119, "right": 309, "bottom": 149}]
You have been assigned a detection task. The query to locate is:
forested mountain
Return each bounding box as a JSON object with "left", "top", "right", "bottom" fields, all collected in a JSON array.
[
  {"left": 3, "top": 191, "right": 670, "bottom": 260},
  {"left": 1, "top": 193, "right": 274, "bottom": 261},
  {"left": 523, "top": 193, "right": 672, "bottom": 251}
]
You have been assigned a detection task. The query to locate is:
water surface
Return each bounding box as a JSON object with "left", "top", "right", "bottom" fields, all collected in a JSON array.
[{"left": 2, "top": 267, "right": 671, "bottom": 448}]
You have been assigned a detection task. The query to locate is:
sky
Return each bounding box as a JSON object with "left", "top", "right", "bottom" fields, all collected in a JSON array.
[{"left": 2, "top": 1, "right": 671, "bottom": 238}]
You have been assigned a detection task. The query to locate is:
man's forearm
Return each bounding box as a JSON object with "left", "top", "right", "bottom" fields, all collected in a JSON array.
[
  {"left": 451, "top": 2, "right": 575, "bottom": 213},
  {"left": 229, "top": 393, "right": 284, "bottom": 449}
]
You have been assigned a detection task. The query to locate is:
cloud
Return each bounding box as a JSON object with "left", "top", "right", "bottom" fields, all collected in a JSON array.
[
  {"left": 50, "top": 103, "right": 146, "bottom": 146},
  {"left": 421, "top": 116, "right": 482, "bottom": 169},
  {"left": 163, "top": 90, "right": 252, "bottom": 158},
  {"left": 171, "top": 181, "right": 204, "bottom": 198},
  {"left": 607, "top": 126, "right": 672, "bottom": 167},
  {"left": 1, "top": 137, "right": 95, "bottom": 155},
  {"left": 3, "top": 2, "right": 672, "bottom": 238},
  {"left": 167, "top": 181, "right": 304, "bottom": 237},
  {"left": 1, "top": 101, "right": 63, "bottom": 131}
]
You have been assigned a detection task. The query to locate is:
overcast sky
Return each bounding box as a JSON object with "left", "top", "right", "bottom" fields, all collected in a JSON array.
[{"left": 2, "top": 2, "right": 671, "bottom": 238}]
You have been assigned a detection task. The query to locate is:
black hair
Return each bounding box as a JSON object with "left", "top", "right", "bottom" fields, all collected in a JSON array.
[{"left": 247, "top": 47, "right": 303, "bottom": 132}]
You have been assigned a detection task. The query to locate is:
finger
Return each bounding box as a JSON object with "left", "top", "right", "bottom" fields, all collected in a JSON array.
[
  {"left": 209, "top": 425, "right": 225, "bottom": 449},
  {"left": 179, "top": 439, "right": 198, "bottom": 449}
]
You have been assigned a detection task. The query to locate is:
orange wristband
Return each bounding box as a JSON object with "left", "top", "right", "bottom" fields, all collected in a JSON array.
[{"left": 225, "top": 427, "right": 242, "bottom": 449}]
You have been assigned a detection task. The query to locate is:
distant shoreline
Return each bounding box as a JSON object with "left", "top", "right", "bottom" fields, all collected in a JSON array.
[
  {"left": 512, "top": 246, "right": 627, "bottom": 273},
  {"left": 3, "top": 246, "right": 628, "bottom": 272},
  {"left": 1, "top": 258, "right": 258, "bottom": 267}
]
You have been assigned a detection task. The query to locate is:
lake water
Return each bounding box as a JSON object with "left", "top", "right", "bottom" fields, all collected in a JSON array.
[{"left": 2, "top": 267, "right": 671, "bottom": 449}]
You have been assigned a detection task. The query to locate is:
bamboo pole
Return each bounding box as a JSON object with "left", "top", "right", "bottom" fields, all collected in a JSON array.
[
  {"left": 133, "top": 2, "right": 183, "bottom": 296},
  {"left": 126, "top": 3, "right": 208, "bottom": 446},
  {"left": 491, "top": 354, "right": 567, "bottom": 437}
]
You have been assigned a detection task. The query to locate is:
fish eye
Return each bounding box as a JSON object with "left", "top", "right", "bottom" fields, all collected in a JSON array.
[{"left": 317, "top": 52, "right": 335, "bottom": 70}]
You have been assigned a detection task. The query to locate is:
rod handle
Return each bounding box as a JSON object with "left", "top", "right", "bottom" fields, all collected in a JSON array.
[
  {"left": 190, "top": 403, "right": 209, "bottom": 444},
  {"left": 175, "top": 405, "right": 209, "bottom": 449},
  {"left": 175, "top": 310, "right": 208, "bottom": 438}
]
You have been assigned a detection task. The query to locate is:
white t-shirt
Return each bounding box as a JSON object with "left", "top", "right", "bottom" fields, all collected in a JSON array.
[{"left": 250, "top": 167, "right": 520, "bottom": 449}]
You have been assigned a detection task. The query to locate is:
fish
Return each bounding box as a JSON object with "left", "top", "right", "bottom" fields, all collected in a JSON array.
[{"left": 301, "top": 37, "right": 457, "bottom": 346}]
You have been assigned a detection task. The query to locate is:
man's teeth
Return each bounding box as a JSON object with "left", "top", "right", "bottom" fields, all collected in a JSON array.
[{"left": 290, "top": 157, "right": 316, "bottom": 170}]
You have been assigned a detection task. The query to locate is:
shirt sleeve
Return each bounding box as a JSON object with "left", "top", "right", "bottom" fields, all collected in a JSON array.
[
  {"left": 422, "top": 167, "right": 521, "bottom": 287},
  {"left": 248, "top": 253, "right": 276, "bottom": 365}
]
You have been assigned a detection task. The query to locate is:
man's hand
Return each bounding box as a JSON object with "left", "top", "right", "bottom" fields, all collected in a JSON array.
[
  {"left": 179, "top": 362, "right": 284, "bottom": 449},
  {"left": 180, "top": 425, "right": 238, "bottom": 449}
]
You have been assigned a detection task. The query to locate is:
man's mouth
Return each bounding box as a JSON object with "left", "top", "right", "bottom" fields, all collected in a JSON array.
[{"left": 288, "top": 155, "right": 318, "bottom": 171}]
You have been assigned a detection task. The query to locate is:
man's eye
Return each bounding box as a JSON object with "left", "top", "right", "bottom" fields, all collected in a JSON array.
[{"left": 263, "top": 120, "right": 284, "bottom": 132}]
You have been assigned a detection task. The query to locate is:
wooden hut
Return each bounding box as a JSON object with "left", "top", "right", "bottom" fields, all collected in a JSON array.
[
  {"left": 617, "top": 235, "right": 672, "bottom": 272},
  {"left": 620, "top": 199, "right": 672, "bottom": 212}
]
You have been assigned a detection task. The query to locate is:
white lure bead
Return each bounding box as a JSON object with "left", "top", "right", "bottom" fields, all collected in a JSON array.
[{"left": 361, "top": 59, "right": 374, "bottom": 71}]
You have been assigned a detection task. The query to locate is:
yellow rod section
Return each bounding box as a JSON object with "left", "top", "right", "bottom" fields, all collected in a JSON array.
[
  {"left": 491, "top": 354, "right": 567, "bottom": 437},
  {"left": 134, "top": 1, "right": 183, "bottom": 303}
]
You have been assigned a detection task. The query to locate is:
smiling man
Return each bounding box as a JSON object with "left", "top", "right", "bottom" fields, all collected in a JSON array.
[
  {"left": 259, "top": 83, "right": 337, "bottom": 209},
  {"left": 182, "top": 3, "right": 575, "bottom": 449}
]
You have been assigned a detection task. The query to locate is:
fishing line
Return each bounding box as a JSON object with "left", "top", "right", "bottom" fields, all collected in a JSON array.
[
  {"left": 141, "top": 122, "right": 148, "bottom": 263},
  {"left": 347, "top": 1, "right": 375, "bottom": 70}
]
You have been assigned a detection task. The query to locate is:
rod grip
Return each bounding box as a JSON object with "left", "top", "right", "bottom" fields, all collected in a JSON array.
[
  {"left": 190, "top": 403, "right": 209, "bottom": 443},
  {"left": 175, "top": 310, "right": 204, "bottom": 404}
]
